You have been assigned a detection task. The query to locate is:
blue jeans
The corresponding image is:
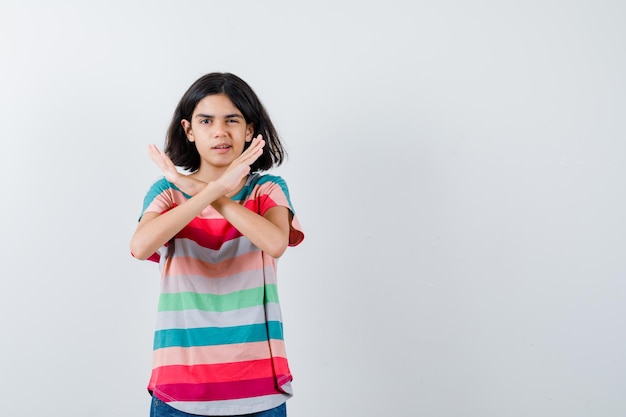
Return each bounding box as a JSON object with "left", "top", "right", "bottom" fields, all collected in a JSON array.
[{"left": 150, "top": 395, "right": 287, "bottom": 417}]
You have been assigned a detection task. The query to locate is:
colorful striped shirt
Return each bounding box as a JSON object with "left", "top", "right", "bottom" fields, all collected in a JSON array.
[{"left": 138, "top": 173, "right": 304, "bottom": 415}]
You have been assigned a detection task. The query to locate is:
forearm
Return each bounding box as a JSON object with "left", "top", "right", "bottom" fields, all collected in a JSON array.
[
  {"left": 171, "top": 174, "right": 207, "bottom": 196},
  {"left": 211, "top": 197, "right": 289, "bottom": 258},
  {"left": 148, "top": 144, "right": 207, "bottom": 196},
  {"left": 130, "top": 181, "right": 228, "bottom": 259}
]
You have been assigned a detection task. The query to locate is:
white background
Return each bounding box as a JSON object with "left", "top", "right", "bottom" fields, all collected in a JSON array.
[{"left": 1, "top": 1, "right": 625, "bottom": 416}]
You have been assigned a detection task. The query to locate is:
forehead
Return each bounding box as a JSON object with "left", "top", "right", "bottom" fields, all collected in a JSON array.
[{"left": 193, "top": 93, "right": 241, "bottom": 116}]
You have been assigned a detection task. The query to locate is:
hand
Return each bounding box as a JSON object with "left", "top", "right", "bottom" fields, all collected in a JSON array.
[
  {"left": 148, "top": 144, "right": 181, "bottom": 184},
  {"left": 148, "top": 144, "right": 207, "bottom": 196},
  {"left": 216, "top": 135, "right": 265, "bottom": 194}
]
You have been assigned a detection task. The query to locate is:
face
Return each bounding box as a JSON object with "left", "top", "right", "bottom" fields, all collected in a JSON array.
[{"left": 181, "top": 93, "right": 254, "bottom": 171}]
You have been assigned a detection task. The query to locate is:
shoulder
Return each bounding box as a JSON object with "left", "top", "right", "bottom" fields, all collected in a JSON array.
[
  {"left": 246, "top": 173, "right": 290, "bottom": 194},
  {"left": 248, "top": 173, "right": 286, "bottom": 187},
  {"left": 148, "top": 176, "right": 172, "bottom": 191},
  {"left": 145, "top": 177, "right": 188, "bottom": 194},
  {"left": 236, "top": 172, "right": 298, "bottom": 214},
  {"left": 234, "top": 173, "right": 293, "bottom": 203},
  {"left": 142, "top": 177, "right": 184, "bottom": 205},
  {"left": 145, "top": 177, "right": 172, "bottom": 197}
]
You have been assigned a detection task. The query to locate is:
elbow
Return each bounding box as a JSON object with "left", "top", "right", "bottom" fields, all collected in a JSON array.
[
  {"left": 130, "top": 248, "right": 150, "bottom": 261},
  {"left": 129, "top": 237, "right": 152, "bottom": 261},
  {"left": 267, "top": 249, "right": 286, "bottom": 259},
  {"left": 131, "top": 251, "right": 150, "bottom": 261},
  {"left": 265, "top": 238, "right": 289, "bottom": 259}
]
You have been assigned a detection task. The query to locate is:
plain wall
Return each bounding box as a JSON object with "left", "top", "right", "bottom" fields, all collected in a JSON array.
[{"left": 1, "top": 1, "right": 624, "bottom": 416}]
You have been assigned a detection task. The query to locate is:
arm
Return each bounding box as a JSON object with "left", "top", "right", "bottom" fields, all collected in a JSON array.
[
  {"left": 130, "top": 138, "right": 265, "bottom": 260},
  {"left": 130, "top": 180, "right": 229, "bottom": 260},
  {"left": 148, "top": 144, "right": 206, "bottom": 196},
  {"left": 144, "top": 140, "right": 292, "bottom": 258},
  {"left": 212, "top": 197, "right": 291, "bottom": 258}
]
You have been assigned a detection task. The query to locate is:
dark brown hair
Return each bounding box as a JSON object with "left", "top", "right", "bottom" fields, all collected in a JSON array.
[{"left": 164, "top": 72, "right": 286, "bottom": 172}]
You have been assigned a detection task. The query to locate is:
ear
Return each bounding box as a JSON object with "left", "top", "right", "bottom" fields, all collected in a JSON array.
[
  {"left": 245, "top": 124, "right": 254, "bottom": 142},
  {"left": 181, "top": 119, "right": 195, "bottom": 142}
]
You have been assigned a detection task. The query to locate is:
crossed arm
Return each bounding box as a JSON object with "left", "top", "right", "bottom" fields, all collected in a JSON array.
[{"left": 129, "top": 137, "right": 291, "bottom": 260}]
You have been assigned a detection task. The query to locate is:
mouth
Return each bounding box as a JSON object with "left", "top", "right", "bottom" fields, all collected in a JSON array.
[{"left": 211, "top": 143, "right": 232, "bottom": 154}]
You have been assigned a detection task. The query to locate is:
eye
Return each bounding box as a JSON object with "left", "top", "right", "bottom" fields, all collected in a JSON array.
[
  {"left": 227, "top": 118, "right": 239, "bottom": 124},
  {"left": 199, "top": 119, "right": 211, "bottom": 124}
]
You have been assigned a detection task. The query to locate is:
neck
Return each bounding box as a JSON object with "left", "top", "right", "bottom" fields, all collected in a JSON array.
[
  {"left": 192, "top": 165, "right": 227, "bottom": 183},
  {"left": 192, "top": 167, "right": 248, "bottom": 197}
]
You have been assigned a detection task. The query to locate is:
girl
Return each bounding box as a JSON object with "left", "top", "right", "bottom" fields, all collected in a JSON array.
[{"left": 130, "top": 72, "right": 304, "bottom": 417}]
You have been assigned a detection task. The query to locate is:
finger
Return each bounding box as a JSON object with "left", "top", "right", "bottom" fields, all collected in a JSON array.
[
  {"left": 238, "top": 145, "right": 264, "bottom": 166},
  {"left": 149, "top": 151, "right": 165, "bottom": 167},
  {"left": 148, "top": 144, "right": 159, "bottom": 158},
  {"left": 160, "top": 150, "right": 176, "bottom": 168},
  {"left": 245, "top": 135, "right": 264, "bottom": 152},
  {"left": 148, "top": 144, "right": 164, "bottom": 159},
  {"left": 242, "top": 137, "right": 265, "bottom": 158}
]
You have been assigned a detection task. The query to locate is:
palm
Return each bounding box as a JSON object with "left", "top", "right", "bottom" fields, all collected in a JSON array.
[
  {"left": 216, "top": 136, "right": 265, "bottom": 193},
  {"left": 148, "top": 144, "right": 180, "bottom": 183}
]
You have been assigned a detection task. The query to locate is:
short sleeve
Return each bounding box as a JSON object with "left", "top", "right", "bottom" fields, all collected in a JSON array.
[
  {"left": 138, "top": 177, "right": 177, "bottom": 221},
  {"left": 133, "top": 178, "right": 178, "bottom": 262},
  {"left": 250, "top": 175, "right": 305, "bottom": 247}
]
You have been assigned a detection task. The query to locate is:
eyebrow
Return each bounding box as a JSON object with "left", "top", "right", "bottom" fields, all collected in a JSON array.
[{"left": 195, "top": 113, "right": 244, "bottom": 119}]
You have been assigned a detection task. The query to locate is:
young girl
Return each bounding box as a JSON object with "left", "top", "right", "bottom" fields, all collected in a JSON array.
[{"left": 130, "top": 72, "right": 304, "bottom": 417}]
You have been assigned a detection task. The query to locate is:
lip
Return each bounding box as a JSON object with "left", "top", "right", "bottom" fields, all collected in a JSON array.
[{"left": 212, "top": 143, "right": 232, "bottom": 153}]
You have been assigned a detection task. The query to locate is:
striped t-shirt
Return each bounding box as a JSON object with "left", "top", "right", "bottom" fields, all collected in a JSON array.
[{"left": 138, "top": 173, "right": 304, "bottom": 415}]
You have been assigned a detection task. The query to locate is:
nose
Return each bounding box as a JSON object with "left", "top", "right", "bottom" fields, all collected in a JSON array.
[{"left": 212, "top": 120, "right": 228, "bottom": 137}]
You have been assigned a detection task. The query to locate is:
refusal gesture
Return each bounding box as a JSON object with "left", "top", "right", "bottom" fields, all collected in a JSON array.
[
  {"left": 215, "top": 135, "right": 265, "bottom": 194},
  {"left": 147, "top": 135, "right": 265, "bottom": 197},
  {"left": 148, "top": 144, "right": 181, "bottom": 184}
]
